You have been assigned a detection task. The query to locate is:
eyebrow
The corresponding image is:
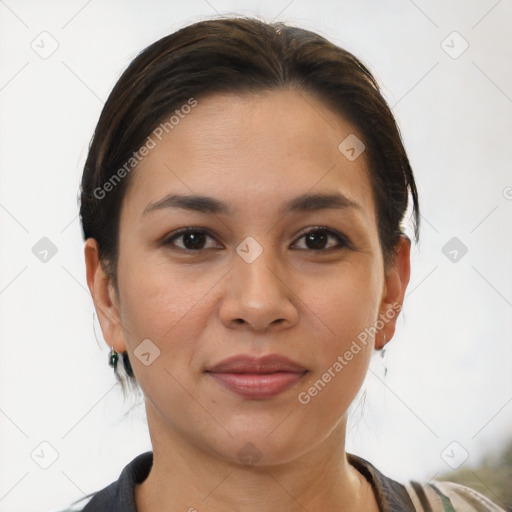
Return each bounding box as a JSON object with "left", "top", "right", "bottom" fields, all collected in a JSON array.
[{"left": 141, "top": 192, "right": 362, "bottom": 218}]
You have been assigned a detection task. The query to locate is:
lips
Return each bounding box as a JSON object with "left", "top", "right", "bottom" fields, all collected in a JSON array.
[
  {"left": 207, "top": 354, "right": 307, "bottom": 374},
  {"left": 206, "top": 354, "right": 307, "bottom": 400}
]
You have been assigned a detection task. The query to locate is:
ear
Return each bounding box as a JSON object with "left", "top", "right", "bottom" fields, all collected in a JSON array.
[
  {"left": 84, "top": 238, "right": 127, "bottom": 353},
  {"left": 375, "top": 235, "right": 411, "bottom": 350}
]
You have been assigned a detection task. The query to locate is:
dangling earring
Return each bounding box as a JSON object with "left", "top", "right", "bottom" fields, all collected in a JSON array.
[
  {"left": 380, "top": 334, "right": 388, "bottom": 376},
  {"left": 109, "top": 347, "right": 134, "bottom": 378},
  {"left": 109, "top": 346, "right": 119, "bottom": 370}
]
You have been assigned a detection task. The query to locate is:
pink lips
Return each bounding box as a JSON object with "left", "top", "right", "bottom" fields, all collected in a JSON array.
[{"left": 206, "top": 354, "right": 307, "bottom": 400}]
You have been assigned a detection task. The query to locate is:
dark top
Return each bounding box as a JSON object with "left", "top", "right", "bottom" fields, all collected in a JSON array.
[{"left": 67, "top": 451, "right": 416, "bottom": 512}]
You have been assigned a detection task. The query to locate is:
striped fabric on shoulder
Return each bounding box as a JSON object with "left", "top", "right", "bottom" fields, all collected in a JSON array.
[{"left": 406, "top": 480, "right": 507, "bottom": 512}]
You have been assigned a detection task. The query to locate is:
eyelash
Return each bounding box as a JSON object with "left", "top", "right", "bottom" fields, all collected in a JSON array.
[{"left": 162, "top": 227, "right": 351, "bottom": 253}]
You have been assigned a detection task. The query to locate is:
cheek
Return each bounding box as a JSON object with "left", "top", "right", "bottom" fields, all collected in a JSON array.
[
  {"left": 117, "top": 248, "right": 215, "bottom": 339},
  {"left": 299, "top": 261, "right": 381, "bottom": 388},
  {"left": 116, "top": 261, "right": 211, "bottom": 407},
  {"left": 116, "top": 250, "right": 226, "bottom": 395},
  {"left": 294, "top": 281, "right": 377, "bottom": 433},
  {"left": 305, "top": 259, "right": 383, "bottom": 337}
]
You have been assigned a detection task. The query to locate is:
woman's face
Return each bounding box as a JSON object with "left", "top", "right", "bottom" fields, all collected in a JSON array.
[{"left": 88, "top": 89, "right": 409, "bottom": 465}]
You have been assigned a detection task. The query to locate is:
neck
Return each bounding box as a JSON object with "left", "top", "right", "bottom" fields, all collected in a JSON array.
[{"left": 135, "top": 403, "right": 377, "bottom": 512}]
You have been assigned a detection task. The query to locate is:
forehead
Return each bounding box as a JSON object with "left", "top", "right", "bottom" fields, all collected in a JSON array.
[{"left": 121, "top": 89, "right": 376, "bottom": 224}]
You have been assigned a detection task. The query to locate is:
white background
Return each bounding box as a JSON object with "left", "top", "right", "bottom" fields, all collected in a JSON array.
[{"left": 0, "top": 1, "right": 511, "bottom": 511}]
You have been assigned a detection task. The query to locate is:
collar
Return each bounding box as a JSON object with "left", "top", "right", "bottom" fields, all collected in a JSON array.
[
  {"left": 347, "top": 453, "right": 416, "bottom": 512},
  {"left": 83, "top": 451, "right": 415, "bottom": 512}
]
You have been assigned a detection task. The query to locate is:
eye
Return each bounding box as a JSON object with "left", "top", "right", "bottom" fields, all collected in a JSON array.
[
  {"left": 291, "top": 227, "right": 349, "bottom": 251},
  {"left": 162, "top": 228, "right": 222, "bottom": 251},
  {"left": 162, "top": 227, "right": 349, "bottom": 252}
]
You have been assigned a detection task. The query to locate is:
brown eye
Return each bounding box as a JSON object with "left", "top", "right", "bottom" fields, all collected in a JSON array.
[
  {"left": 164, "top": 229, "right": 221, "bottom": 251},
  {"left": 292, "top": 228, "right": 349, "bottom": 251}
]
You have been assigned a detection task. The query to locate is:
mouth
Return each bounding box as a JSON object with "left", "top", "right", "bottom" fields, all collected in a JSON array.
[{"left": 205, "top": 354, "right": 308, "bottom": 400}]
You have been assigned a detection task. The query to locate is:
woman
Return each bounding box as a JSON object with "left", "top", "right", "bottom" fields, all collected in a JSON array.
[{"left": 72, "top": 17, "right": 505, "bottom": 512}]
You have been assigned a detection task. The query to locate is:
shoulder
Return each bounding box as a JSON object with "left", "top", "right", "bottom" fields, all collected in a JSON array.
[
  {"left": 59, "top": 451, "right": 153, "bottom": 512},
  {"left": 406, "top": 480, "right": 507, "bottom": 512},
  {"left": 347, "top": 453, "right": 507, "bottom": 512}
]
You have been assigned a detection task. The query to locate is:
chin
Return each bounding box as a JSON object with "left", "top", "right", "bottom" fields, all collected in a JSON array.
[{"left": 204, "top": 425, "right": 315, "bottom": 468}]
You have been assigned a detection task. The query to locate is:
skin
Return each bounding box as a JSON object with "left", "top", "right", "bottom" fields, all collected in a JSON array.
[{"left": 85, "top": 89, "right": 410, "bottom": 512}]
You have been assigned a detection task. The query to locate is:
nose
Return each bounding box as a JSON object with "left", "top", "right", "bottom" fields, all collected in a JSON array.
[{"left": 219, "top": 244, "right": 299, "bottom": 332}]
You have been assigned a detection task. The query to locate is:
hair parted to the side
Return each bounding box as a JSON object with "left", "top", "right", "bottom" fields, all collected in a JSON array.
[{"left": 79, "top": 16, "right": 420, "bottom": 391}]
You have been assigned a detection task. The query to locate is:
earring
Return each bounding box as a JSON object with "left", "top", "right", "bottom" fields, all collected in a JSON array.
[
  {"left": 380, "top": 337, "right": 388, "bottom": 377},
  {"left": 109, "top": 347, "right": 135, "bottom": 378},
  {"left": 109, "top": 346, "right": 119, "bottom": 370}
]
